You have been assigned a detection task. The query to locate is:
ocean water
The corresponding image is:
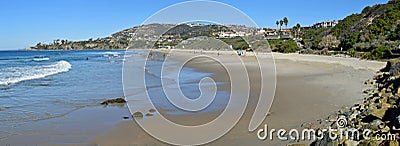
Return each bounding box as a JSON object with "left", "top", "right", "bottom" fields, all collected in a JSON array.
[
  {"left": 0, "top": 50, "right": 128, "bottom": 138},
  {"left": 0, "top": 50, "right": 224, "bottom": 141}
]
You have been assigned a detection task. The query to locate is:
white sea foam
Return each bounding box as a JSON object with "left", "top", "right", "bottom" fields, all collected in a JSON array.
[
  {"left": 0, "top": 61, "right": 72, "bottom": 86},
  {"left": 102, "top": 52, "right": 120, "bottom": 57},
  {"left": 33, "top": 57, "right": 50, "bottom": 61}
]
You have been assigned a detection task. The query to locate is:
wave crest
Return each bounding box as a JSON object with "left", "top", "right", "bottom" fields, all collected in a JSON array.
[{"left": 0, "top": 61, "right": 72, "bottom": 86}]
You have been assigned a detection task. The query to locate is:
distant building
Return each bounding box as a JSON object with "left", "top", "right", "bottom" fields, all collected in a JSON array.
[
  {"left": 216, "top": 31, "right": 245, "bottom": 38},
  {"left": 257, "top": 28, "right": 293, "bottom": 40},
  {"left": 312, "top": 20, "right": 338, "bottom": 28}
]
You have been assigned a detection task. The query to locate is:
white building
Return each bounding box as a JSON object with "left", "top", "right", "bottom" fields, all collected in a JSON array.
[{"left": 312, "top": 20, "right": 338, "bottom": 28}]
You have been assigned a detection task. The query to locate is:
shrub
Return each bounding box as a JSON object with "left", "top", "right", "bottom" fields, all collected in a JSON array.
[
  {"left": 274, "top": 40, "right": 299, "bottom": 53},
  {"left": 363, "top": 46, "right": 392, "bottom": 59},
  {"left": 319, "top": 35, "right": 340, "bottom": 50},
  {"left": 299, "top": 48, "right": 315, "bottom": 54}
]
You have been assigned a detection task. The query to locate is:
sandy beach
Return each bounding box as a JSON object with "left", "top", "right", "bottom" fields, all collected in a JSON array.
[
  {"left": 89, "top": 50, "right": 386, "bottom": 145},
  {"left": 0, "top": 50, "right": 385, "bottom": 145}
]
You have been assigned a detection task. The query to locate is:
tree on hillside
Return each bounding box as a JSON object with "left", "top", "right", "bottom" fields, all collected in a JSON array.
[
  {"left": 296, "top": 23, "right": 301, "bottom": 38},
  {"left": 279, "top": 20, "right": 284, "bottom": 30},
  {"left": 276, "top": 21, "right": 279, "bottom": 29},
  {"left": 319, "top": 35, "right": 340, "bottom": 50},
  {"left": 292, "top": 26, "right": 297, "bottom": 36},
  {"left": 283, "top": 17, "right": 289, "bottom": 29}
]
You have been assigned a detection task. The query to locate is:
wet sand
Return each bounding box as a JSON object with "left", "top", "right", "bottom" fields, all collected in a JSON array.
[{"left": 90, "top": 51, "right": 385, "bottom": 146}]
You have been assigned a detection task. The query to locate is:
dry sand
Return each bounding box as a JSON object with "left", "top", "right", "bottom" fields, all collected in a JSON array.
[{"left": 90, "top": 50, "right": 386, "bottom": 146}]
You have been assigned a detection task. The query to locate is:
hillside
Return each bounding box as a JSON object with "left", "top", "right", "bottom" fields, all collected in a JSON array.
[
  {"left": 28, "top": 23, "right": 254, "bottom": 51},
  {"left": 302, "top": 0, "right": 400, "bottom": 55},
  {"left": 28, "top": 23, "right": 175, "bottom": 50}
]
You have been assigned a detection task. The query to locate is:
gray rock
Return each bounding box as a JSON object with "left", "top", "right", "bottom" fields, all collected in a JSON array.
[
  {"left": 371, "top": 107, "right": 388, "bottom": 119},
  {"left": 344, "top": 140, "right": 359, "bottom": 146},
  {"left": 380, "top": 126, "right": 390, "bottom": 133},
  {"left": 287, "top": 144, "right": 305, "bottom": 146},
  {"left": 358, "top": 140, "right": 383, "bottom": 146},
  {"left": 149, "top": 108, "right": 156, "bottom": 113},
  {"left": 310, "top": 132, "right": 336, "bottom": 146},
  {"left": 101, "top": 97, "right": 126, "bottom": 105},
  {"left": 397, "top": 87, "right": 400, "bottom": 95},
  {"left": 349, "top": 113, "right": 359, "bottom": 124},
  {"left": 389, "top": 140, "right": 399, "bottom": 146},
  {"left": 132, "top": 112, "right": 143, "bottom": 118},
  {"left": 370, "top": 119, "right": 385, "bottom": 131}
]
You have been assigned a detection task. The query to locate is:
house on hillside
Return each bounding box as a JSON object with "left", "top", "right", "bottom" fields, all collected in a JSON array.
[
  {"left": 260, "top": 28, "right": 293, "bottom": 40},
  {"left": 216, "top": 31, "right": 245, "bottom": 38},
  {"left": 312, "top": 20, "right": 338, "bottom": 28}
]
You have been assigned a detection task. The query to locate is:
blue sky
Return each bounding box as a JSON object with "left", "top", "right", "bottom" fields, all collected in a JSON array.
[{"left": 0, "top": 0, "right": 388, "bottom": 50}]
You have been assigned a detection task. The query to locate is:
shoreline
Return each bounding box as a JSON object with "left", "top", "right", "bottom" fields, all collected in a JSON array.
[{"left": 0, "top": 49, "right": 387, "bottom": 145}]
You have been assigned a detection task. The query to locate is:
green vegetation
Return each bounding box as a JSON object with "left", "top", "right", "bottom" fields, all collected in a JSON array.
[
  {"left": 388, "top": 24, "right": 400, "bottom": 41},
  {"left": 299, "top": 0, "right": 400, "bottom": 60},
  {"left": 362, "top": 46, "right": 393, "bottom": 60},
  {"left": 293, "top": 23, "right": 301, "bottom": 38},
  {"left": 338, "top": 0, "right": 400, "bottom": 51},
  {"left": 318, "top": 35, "right": 340, "bottom": 50},
  {"left": 330, "top": 14, "right": 362, "bottom": 38},
  {"left": 347, "top": 48, "right": 356, "bottom": 57},
  {"left": 283, "top": 17, "right": 289, "bottom": 29},
  {"left": 219, "top": 37, "right": 249, "bottom": 50},
  {"left": 276, "top": 17, "right": 289, "bottom": 30},
  {"left": 269, "top": 39, "right": 299, "bottom": 53},
  {"left": 301, "top": 28, "right": 329, "bottom": 49}
]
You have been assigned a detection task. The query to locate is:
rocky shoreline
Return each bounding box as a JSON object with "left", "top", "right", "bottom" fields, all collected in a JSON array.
[{"left": 311, "top": 60, "right": 400, "bottom": 146}]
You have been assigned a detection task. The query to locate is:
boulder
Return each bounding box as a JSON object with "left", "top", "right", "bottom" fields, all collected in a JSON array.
[
  {"left": 388, "top": 61, "right": 400, "bottom": 76},
  {"left": 287, "top": 144, "right": 305, "bottom": 146},
  {"left": 370, "top": 119, "right": 385, "bottom": 131},
  {"left": 381, "top": 126, "right": 390, "bottom": 133},
  {"left": 358, "top": 140, "right": 383, "bottom": 146},
  {"left": 132, "top": 112, "right": 143, "bottom": 118},
  {"left": 145, "top": 113, "right": 154, "bottom": 116},
  {"left": 149, "top": 109, "right": 157, "bottom": 113},
  {"left": 101, "top": 97, "right": 126, "bottom": 105},
  {"left": 389, "top": 140, "right": 399, "bottom": 146},
  {"left": 397, "top": 88, "right": 400, "bottom": 95},
  {"left": 349, "top": 112, "right": 359, "bottom": 121},
  {"left": 371, "top": 107, "right": 388, "bottom": 120},
  {"left": 310, "top": 132, "right": 335, "bottom": 146},
  {"left": 344, "top": 140, "right": 359, "bottom": 146}
]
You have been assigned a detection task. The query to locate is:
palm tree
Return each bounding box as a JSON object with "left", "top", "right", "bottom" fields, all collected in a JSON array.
[
  {"left": 279, "top": 20, "right": 283, "bottom": 30},
  {"left": 276, "top": 21, "right": 279, "bottom": 29},
  {"left": 296, "top": 23, "right": 301, "bottom": 38},
  {"left": 283, "top": 17, "right": 288, "bottom": 29},
  {"left": 293, "top": 26, "right": 297, "bottom": 37}
]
